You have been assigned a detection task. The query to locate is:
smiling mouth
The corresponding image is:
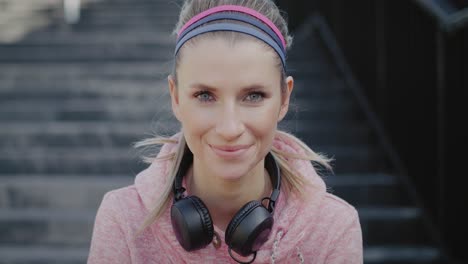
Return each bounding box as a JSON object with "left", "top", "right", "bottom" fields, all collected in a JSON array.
[{"left": 209, "top": 144, "right": 252, "bottom": 159}]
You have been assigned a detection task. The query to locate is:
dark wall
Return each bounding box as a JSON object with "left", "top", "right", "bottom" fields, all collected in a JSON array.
[
  {"left": 381, "top": 1, "right": 439, "bottom": 224},
  {"left": 443, "top": 25, "right": 468, "bottom": 260}
]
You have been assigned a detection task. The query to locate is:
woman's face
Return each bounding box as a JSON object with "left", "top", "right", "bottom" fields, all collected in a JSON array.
[{"left": 169, "top": 37, "right": 293, "bottom": 181}]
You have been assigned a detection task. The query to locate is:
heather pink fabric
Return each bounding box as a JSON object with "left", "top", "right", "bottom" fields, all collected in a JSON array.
[{"left": 88, "top": 133, "right": 363, "bottom": 263}]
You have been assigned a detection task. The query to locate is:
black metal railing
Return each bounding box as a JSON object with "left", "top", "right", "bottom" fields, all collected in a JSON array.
[{"left": 413, "top": 0, "right": 468, "bottom": 32}]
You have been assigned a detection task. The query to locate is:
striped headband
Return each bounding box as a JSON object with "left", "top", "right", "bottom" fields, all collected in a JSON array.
[{"left": 175, "top": 5, "right": 287, "bottom": 68}]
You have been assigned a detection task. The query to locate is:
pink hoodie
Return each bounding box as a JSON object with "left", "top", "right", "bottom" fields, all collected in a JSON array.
[{"left": 88, "top": 133, "right": 363, "bottom": 263}]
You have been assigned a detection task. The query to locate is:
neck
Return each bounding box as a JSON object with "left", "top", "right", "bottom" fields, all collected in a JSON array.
[{"left": 187, "top": 159, "right": 272, "bottom": 231}]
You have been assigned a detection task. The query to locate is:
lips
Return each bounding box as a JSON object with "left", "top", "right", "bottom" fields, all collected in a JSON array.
[{"left": 210, "top": 144, "right": 251, "bottom": 159}]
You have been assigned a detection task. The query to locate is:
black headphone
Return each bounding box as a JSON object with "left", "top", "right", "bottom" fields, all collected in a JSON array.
[{"left": 170, "top": 148, "right": 281, "bottom": 263}]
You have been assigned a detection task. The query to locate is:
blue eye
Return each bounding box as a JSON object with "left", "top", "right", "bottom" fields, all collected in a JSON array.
[
  {"left": 195, "top": 91, "right": 214, "bottom": 102},
  {"left": 245, "top": 92, "right": 265, "bottom": 102}
]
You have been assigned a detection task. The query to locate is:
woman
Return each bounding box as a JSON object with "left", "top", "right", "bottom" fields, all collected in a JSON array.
[{"left": 88, "top": 0, "right": 363, "bottom": 263}]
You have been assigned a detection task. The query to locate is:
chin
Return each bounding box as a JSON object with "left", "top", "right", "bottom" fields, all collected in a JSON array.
[
  {"left": 210, "top": 163, "right": 254, "bottom": 181},
  {"left": 210, "top": 153, "right": 256, "bottom": 179}
]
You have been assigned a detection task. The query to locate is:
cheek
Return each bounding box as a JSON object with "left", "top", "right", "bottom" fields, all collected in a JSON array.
[
  {"left": 241, "top": 103, "right": 280, "bottom": 137},
  {"left": 177, "top": 101, "right": 216, "bottom": 140}
]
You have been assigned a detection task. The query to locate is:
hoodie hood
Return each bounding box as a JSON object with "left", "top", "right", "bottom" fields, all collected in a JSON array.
[{"left": 134, "top": 132, "right": 328, "bottom": 262}]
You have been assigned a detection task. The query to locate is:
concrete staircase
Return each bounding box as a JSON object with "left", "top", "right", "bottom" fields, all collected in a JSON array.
[
  {"left": 0, "top": 0, "right": 445, "bottom": 263},
  {"left": 286, "top": 20, "right": 445, "bottom": 263}
]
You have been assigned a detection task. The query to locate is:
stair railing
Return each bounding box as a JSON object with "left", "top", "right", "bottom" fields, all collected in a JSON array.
[
  {"left": 64, "top": 0, "right": 81, "bottom": 24},
  {"left": 302, "top": 0, "right": 468, "bottom": 261},
  {"left": 412, "top": 0, "right": 468, "bottom": 33}
]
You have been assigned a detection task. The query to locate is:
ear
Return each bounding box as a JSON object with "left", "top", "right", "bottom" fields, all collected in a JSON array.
[
  {"left": 168, "top": 75, "right": 181, "bottom": 121},
  {"left": 278, "top": 76, "right": 294, "bottom": 122}
]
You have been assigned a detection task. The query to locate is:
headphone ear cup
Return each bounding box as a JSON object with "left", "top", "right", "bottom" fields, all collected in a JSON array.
[
  {"left": 171, "top": 196, "right": 214, "bottom": 251},
  {"left": 225, "top": 200, "right": 274, "bottom": 257}
]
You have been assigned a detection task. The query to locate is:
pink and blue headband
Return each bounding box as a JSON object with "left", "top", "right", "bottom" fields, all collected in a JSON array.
[{"left": 175, "top": 5, "right": 287, "bottom": 69}]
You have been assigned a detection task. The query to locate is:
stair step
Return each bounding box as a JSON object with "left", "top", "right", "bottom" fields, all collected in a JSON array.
[
  {"left": 294, "top": 144, "right": 389, "bottom": 174},
  {"left": 0, "top": 43, "right": 173, "bottom": 62},
  {"left": 76, "top": 14, "right": 178, "bottom": 25},
  {"left": 79, "top": 5, "right": 180, "bottom": 17},
  {"left": 81, "top": 0, "right": 180, "bottom": 10},
  {"left": 0, "top": 147, "right": 147, "bottom": 174},
  {"left": 63, "top": 21, "right": 175, "bottom": 32},
  {"left": 0, "top": 122, "right": 150, "bottom": 148},
  {"left": 39, "top": 23, "right": 172, "bottom": 34},
  {"left": 69, "top": 20, "right": 175, "bottom": 31},
  {"left": 0, "top": 98, "right": 175, "bottom": 121},
  {"left": 0, "top": 209, "right": 95, "bottom": 247},
  {"left": 294, "top": 78, "right": 349, "bottom": 94},
  {"left": 0, "top": 62, "right": 171, "bottom": 80},
  {"left": 358, "top": 207, "right": 434, "bottom": 245},
  {"left": 293, "top": 79, "right": 357, "bottom": 105},
  {"left": 0, "top": 80, "right": 167, "bottom": 101},
  {"left": 364, "top": 246, "right": 442, "bottom": 264},
  {"left": 0, "top": 245, "right": 443, "bottom": 264},
  {"left": 0, "top": 245, "right": 88, "bottom": 264},
  {"left": 0, "top": 175, "right": 132, "bottom": 210},
  {"left": 288, "top": 48, "right": 331, "bottom": 61},
  {"left": 21, "top": 31, "right": 176, "bottom": 45},
  {"left": 325, "top": 174, "right": 411, "bottom": 206},
  {"left": 0, "top": 145, "right": 386, "bottom": 174},
  {"left": 287, "top": 61, "right": 340, "bottom": 78},
  {"left": 280, "top": 120, "right": 374, "bottom": 145}
]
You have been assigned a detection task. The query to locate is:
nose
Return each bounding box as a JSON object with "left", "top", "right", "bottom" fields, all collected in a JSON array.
[{"left": 215, "top": 104, "right": 245, "bottom": 141}]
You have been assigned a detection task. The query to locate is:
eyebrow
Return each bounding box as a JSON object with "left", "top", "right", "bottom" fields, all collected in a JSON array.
[{"left": 189, "top": 83, "right": 267, "bottom": 91}]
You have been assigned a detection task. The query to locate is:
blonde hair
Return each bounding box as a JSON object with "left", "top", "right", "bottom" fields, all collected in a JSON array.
[{"left": 135, "top": 0, "right": 332, "bottom": 236}]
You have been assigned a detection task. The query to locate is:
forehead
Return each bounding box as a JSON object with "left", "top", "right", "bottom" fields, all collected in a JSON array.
[{"left": 176, "top": 37, "right": 281, "bottom": 89}]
